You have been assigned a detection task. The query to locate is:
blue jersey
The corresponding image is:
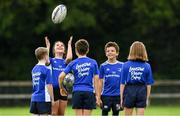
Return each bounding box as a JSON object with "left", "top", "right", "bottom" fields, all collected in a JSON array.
[
  {"left": 99, "top": 61, "right": 123, "bottom": 96},
  {"left": 31, "top": 64, "right": 52, "bottom": 102},
  {"left": 64, "top": 57, "right": 99, "bottom": 92},
  {"left": 50, "top": 58, "right": 66, "bottom": 88},
  {"left": 121, "top": 60, "right": 154, "bottom": 85}
]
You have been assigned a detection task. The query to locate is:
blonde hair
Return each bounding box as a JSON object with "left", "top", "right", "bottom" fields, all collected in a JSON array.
[
  {"left": 35, "top": 47, "right": 48, "bottom": 60},
  {"left": 128, "top": 41, "right": 148, "bottom": 61}
]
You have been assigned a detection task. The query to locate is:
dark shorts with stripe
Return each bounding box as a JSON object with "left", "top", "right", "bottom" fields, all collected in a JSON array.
[
  {"left": 30, "top": 102, "right": 51, "bottom": 114},
  {"left": 123, "top": 85, "right": 147, "bottom": 108},
  {"left": 101, "top": 95, "right": 122, "bottom": 112},
  {"left": 53, "top": 87, "right": 68, "bottom": 101},
  {"left": 72, "top": 91, "right": 96, "bottom": 109}
]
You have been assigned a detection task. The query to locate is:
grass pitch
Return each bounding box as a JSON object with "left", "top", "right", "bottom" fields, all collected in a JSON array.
[{"left": 0, "top": 105, "right": 180, "bottom": 116}]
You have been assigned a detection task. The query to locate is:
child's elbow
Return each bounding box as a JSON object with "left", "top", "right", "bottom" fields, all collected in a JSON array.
[{"left": 66, "top": 58, "right": 72, "bottom": 64}]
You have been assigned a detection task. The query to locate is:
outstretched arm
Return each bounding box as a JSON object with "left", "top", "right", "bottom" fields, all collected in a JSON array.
[
  {"left": 45, "top": 36, "right": 51, "bottom": 65},
  {"left": 65, "top": 36, "right": 73, "bottom": 64},
  {"left": 45, "top": 36, "right": 50, "bottom": 53}
]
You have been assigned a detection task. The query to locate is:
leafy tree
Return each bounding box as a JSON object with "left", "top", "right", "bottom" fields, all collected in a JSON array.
[{"left": 0, "top": 0, "right": 179, "bottom": 80}]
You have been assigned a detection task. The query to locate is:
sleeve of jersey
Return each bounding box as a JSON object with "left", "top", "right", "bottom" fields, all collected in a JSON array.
[
  {"left": 64, "top": 61, "right": 73, "bottom": 74},
  {"left": 49, "top": 57, "right": 52, "bottom": 63},
  {"left": 146, "top": 64, "right": 154, "bottom": 85},
  {"left": 93, "top": 61, "right": 99, "bottom": 75},
  {"left": 99, "top": 65, "right": 104, "bottom": 79},
  {"left": 121, "top": 64, "right": 127, "bottom": 84},
  {"left": 46, "top": 69, "right": 52, "bottom": 84}
]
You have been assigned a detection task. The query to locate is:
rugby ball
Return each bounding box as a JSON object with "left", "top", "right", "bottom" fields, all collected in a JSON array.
[
  {"left": 63, "top": 73, "right": 74, "bottom": 92},
  {"left": 51, "top": 4, "right": 67, "bottom": 24}
]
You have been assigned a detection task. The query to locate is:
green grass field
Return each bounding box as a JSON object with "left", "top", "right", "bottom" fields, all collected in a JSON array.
[{"left": 0, "top": 105, "right": 180, "bottom": 116}]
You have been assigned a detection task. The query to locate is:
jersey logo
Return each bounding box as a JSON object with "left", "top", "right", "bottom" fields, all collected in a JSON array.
[
  {"left": 76, "top": 63, "right": 91, "bottom": 77},
  {"left": 112, "top": 71, "right": 116, "bottom": 74},
  {"left": 118, "top": 68, "right": 122, "bottom": 72},
  {"left": 129, "top": 67, "right": 144, "bottom": 80},
  {"left": 106, "top": 68, "right": 110, "bottom": 71}
]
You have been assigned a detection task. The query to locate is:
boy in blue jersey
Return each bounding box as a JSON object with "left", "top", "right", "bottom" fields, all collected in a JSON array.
[
  {"left": 45, "top": 36, "right": 72, "bottom": 116},
  {"left": 59, "top": 39, "right": 100, "bottom": 116},
  {"left": 30, "top": 47, "right": 54, "bottom": 115},
  {"left": 120, "top": 41, "right": 154, "bottom": 116},
  {"left": 98, "top": 42, "right": 123, "bottom": 116}
]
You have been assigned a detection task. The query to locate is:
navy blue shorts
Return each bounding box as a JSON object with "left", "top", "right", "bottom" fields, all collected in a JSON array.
[
  {"left": 123, "top": 85, "right": 147, "bottom": 108},
  {"left": 101, "top": 96, "right": 122, "bottom": 112},
  {"left": 72, "top": 91, "right": 96, "bottom": 109},
  {"left": 53, "top": 87, "right": 68, "bottom": 101},
  {"left": 30, "top": 102, "right": 51, "bottom": 114}
]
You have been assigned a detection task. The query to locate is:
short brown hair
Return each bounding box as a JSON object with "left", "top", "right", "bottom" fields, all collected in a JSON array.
[
  {"left": 75, "top": 39, "right": 89, "bottom": 55},
  {"left": 128, "top": 41, "right": 148, "bottom": 61},
  {"left": 104, "top": 42, "right": 119, "bottom": 54},
  {"left": 35, "top": 47, "right": 48, "bottom": 60}
]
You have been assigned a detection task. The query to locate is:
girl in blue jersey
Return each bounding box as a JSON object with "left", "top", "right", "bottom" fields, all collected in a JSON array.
[
  {"left": 99, "top": 42, "right": 123, "bottom": 116},
  {"left": 59, "top": 39, "right": 100, "bottom": 116},
  {"left": 30, "top": 47, "right": 54, "bottom": 115},
  {"left": 120, "top": 41, "right": 154, "bottom": 116},
  {"left": 45, "top": 36, "right": 72, "bottom": 116}
]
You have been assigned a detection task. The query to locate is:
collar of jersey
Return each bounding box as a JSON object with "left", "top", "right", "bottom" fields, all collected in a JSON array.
[
  {"left": 53, "top": 57, "right": 63, "bottom": 59},
  {"left": 78, "top": 56, "right": 87, "bottom": 58},
  {"left": 106, "top": 60, "right": 119, "bottom": 64},
  {"left": 37, "top": 62, "right": 45, "bottom": 65}
]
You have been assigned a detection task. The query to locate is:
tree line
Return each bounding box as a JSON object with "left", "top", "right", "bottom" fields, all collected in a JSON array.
[{"left": 0, "top": 0, "right": 179, "bottom": 80}]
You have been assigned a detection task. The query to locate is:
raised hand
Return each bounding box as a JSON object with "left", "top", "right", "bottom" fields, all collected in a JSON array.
[
  {"left": 68, "top": 36, "right": 73, "bottom": 45},
  {"left": 45, "top": 36, "right": 50, "bottom": 51}
]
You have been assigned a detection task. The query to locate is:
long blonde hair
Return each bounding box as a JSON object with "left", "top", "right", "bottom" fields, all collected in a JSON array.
[{"left": 128, "top": 41, "right": 148, "bottom": 61}]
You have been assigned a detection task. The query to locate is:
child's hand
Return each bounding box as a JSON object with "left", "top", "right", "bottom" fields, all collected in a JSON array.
[
  {"left": 60, "top": 88, "right": 67, "bottom": 96},
  {"left": 120, "top": 99, "right": 124, "bottom": 111},
  {"left": 120, "top": 99, "right": 123, "bottom": 108},
  {"left": 45, "top": 36, "right": 50, "bottom": 50},
  {"left": 68, "top": 36, "right": 73, "bottom": 45},
  {"left": 96, "top": 96, "right": 102, "bottom": 107},
  {"left": 146, "top": 99, "right": 149, "bottom": 106}
]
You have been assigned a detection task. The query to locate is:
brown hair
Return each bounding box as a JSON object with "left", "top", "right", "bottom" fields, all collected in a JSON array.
[
  {"left": 128, "top": 41, "right": 148, "bottom": 61},
  {"left": 75, "top": 39, "right": 89, "bottom": 55},
  {"left": 104, "top": 42, "right": 119, "bottom": 54},
  {"left": 52, "top": 41, "right": 66, "bottom": 56},
  {"left": 35, "top": 47, "right": 48, "bottom": 60}
]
